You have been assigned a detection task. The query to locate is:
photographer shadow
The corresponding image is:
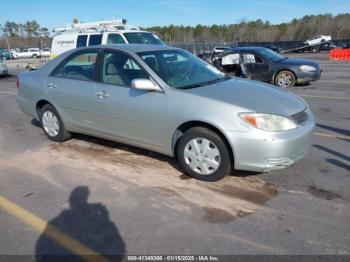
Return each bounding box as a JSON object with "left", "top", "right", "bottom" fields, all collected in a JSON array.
[{"left": 35, "top": 186, "right": 126, "bottom": 261}]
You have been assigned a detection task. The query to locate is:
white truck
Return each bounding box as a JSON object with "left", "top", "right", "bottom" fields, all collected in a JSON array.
[
  {"left": 16, "top": 48, "right": 42, "bottom": 59},
  {"left": 51, "top": 18, "right": 165, "bottom": 59}
]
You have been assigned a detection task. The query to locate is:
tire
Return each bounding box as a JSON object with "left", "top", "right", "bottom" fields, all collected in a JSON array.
[
  {"left": 40, "top": 104, "right": 71, "bottom": 142},
  {"left": 176, "top": 127, "right": 232, "bottom": 182},
  {"left": 275, "top": 70, "right": 296, "bottom": 88},
  {"left": 321, "top": 39, "right": 325, "bottom": 43},
  {"left": 32, "top": 54, "right": 38, "bottom": 59}
]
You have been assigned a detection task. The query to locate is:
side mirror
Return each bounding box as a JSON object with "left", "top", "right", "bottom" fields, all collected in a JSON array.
[{"left": 131, "top": 79, "right": 161, "bottom": 92}]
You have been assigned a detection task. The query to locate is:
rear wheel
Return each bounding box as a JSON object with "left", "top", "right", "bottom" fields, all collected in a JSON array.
[
  {"left": 32, "top": 54, "right": 38, "bottom": 59},
  {"left": 40, "top": 104, "right": 71, "bottom": 142},
  {"left": 275, "top": 70, "right": 296, "bottom": 88},
  {"left": 177, "top": 127, "right": 232, "bottom": 182}
]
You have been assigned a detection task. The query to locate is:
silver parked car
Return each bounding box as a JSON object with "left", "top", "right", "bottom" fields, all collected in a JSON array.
[{"left": 16, "top": 45, "right": 315, "bottom": 181}]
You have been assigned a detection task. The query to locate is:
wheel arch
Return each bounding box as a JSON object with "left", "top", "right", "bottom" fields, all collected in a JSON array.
[
  {"left": 171, "top": 120, "right": 235, "bottom": 163},
  {"left": 36, "top": 99, "right": 53, "bottom": 119}
]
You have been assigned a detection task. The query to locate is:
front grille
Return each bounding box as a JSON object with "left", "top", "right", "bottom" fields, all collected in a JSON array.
[{"left": 291, "top": 109, "right": 308, "bottom": 124}]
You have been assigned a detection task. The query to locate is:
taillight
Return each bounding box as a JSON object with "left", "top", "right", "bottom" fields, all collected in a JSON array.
[{"left": 16, "top": 76, "right": 19, "bottom": 90}]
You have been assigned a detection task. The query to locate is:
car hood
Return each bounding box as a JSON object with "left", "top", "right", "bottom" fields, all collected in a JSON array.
[
  {"left": 278, "top": 57, "right": 320, "bottom": 69},
  {"left": 184, "top": 78, "right": 307, "bottom": 116}
]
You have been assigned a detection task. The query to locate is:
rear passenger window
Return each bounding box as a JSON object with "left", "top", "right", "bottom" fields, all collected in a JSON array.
[
  {"left": 88, "top": 34, "right": 102, "bottom": 46},
  {"left": 101, "top": 51, "right": 149, "bottom": 86},
  {"left": 107, "top": 34, "right": 126, "bottom": 44},
  {"left": 52, "top": 51, "right": 98, "bottom": 81},
  {"left": 77, "top": 35, "right": 88, "bottom": 48}
]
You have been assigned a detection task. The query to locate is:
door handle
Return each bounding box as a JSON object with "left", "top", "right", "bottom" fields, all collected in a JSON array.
[
  {"left": 48, "top": 83, "right": 58, "bottom": 89},
  {"left": 96, "top": 91, "right": 109, "bottom": 98}
]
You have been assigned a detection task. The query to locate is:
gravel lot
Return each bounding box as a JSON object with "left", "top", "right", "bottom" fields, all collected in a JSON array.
[{"left": 0, "top": 53, "right": 349, "bottom": 258}]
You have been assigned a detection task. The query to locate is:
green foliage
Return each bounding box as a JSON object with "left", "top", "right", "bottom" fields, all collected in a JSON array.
[{"left": 147, "top": 13, "right": 350, "bottom": 43}]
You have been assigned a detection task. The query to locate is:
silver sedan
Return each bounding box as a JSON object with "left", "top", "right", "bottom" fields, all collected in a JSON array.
[{"left": 16, "top": 45, "right": 315, "bottom": 181}]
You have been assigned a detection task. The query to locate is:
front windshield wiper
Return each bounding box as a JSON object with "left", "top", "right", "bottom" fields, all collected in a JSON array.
[{"left": 180, "top": 75, "right": 231, "bottom": 90}]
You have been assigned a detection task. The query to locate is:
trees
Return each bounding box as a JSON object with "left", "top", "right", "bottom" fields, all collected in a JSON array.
[
  {"left": 0, "top": 20, "right": 41, "bottom": 38},
  {"left": 23, "top": 20, "right": 40, "bottom": 37},
  {"left": 147, "top": 14, "right": 350, "bottom": 44},
  {"left": 0, "top": 20, "right": 48, "bottom": 49},
  {"left": 0, "top": 13, "right": 349, "bottom": 49},
  {"left": 2, "top": 21, "right": 20, "bottom": 37}
]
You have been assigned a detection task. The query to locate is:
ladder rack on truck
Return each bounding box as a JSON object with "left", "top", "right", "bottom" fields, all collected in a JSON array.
[
  {"left": 281, "top": 41, "right": 332, "bottom": 54},
  {"left": 53, "top": 18, "right": 140, "bottom": 34}
]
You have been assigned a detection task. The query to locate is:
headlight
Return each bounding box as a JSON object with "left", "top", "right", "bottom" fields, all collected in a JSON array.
[
  {"left": 299, "top": 65, "right": 316, "bottom": 72},
  {"left": 239, "top": 113, "right": 297, "bottom": 132}
]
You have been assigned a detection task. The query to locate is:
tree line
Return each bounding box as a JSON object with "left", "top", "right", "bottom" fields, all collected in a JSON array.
[
  {"left": 0, "top": 13, "right": 350, "bottom": 48},
  {"left": 0, "top": 20, "right": 50, "bottom": 48},
  {"left": 1, "top": 20, "right": 49, "bottom": 38},
  {"left": 146, "top": 14, "right": 350, "bottom": 44}
]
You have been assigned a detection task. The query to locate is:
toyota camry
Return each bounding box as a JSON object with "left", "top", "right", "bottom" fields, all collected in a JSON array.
[{"left": 17, "top": 45, "right": 315, "bottom": 181}]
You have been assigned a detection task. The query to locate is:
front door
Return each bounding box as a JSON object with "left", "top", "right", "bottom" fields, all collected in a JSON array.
[
  {"left": 241, "top": 53, "right": 270, "bottom": 81},
  {"left": 94, "top": 50, "right": 166, "bottom": 150}
]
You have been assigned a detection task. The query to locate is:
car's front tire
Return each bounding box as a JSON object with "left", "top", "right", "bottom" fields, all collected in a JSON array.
[
  {"left": 177, "top": 127, "right": 232, "bottom": 182},
  {"left": 40, "top": 104, "right": 71, "bottom": 142},
  {"left": 275, "top": 70, "right": 296, "bottom": 88}
]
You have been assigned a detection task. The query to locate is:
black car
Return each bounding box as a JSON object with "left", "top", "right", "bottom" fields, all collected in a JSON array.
[{"left": 200, "top": 47, "right": 321, "bottom": 88}]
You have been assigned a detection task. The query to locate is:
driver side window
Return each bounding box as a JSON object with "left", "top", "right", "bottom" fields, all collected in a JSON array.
[
  {"left": 242, "top": 53, "right": 264, "bottom": 64},
  {"left": 101, "top": 51, "right": 149, "bottom": 87}
]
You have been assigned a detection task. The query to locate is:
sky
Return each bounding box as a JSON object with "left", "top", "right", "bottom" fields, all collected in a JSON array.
[{"left": 1, "top": 0, "right": 350, "bottom": 30}]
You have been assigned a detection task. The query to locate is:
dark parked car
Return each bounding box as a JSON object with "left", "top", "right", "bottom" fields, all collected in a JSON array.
[
  {"left": 0, "top": 49, "right": 13, "bottom": 60},
  {"left": 264, "top": 45, "right": 281, "bottom": 53},
  {"left": 319, "top": 43, "right": 337, "bottom": 51},
  {"left": 199, "top": 47, "right": 322, "bottom": 88}
]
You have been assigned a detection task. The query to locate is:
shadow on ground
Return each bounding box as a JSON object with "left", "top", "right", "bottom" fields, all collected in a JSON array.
[{"left": 35, "top": 186, "right": 126, "bottom": 261}]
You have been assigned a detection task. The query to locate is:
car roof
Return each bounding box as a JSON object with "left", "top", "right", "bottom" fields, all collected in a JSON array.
[
  {"left": 78, "top": 44, "right": 179, "bottom": 53},
  {"left": 57, "top": 30, "right": 152, "bottom": 36},
  {"left": 231, "top": 46, "right": 266, "bottom": 52}
]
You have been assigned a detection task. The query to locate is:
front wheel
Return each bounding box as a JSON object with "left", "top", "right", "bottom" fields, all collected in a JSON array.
[
  {"left": 40, "top": 104, "right": 71, "bottom": 142},
  {"left": 32, "top": 54, "right": 38, "bottom": 59},
  {"left": 177, "top": 127, "right": 232, "bottom": 182},
  {"left": 275, "top": 70, "right": 296, "bottom": 88}
]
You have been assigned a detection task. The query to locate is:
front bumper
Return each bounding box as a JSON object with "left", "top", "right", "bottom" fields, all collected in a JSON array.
[
  {"left": 225, "top": 111, "right": 315, "bottom": 172},
  {"left": 296, "top": 70, "right": 321, "bottom": 84}
]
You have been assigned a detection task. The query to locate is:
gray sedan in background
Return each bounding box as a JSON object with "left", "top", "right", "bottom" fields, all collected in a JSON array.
[{"left": 16, "top": 44, "right": 315, "bottom": 181}]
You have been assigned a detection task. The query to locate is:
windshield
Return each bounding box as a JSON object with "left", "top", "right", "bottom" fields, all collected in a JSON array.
[
  {"left": 138, "top": 49, "right": 228, "bottom": 89},
  {"left": 257, "top": 48, "right": 285, "bottom": 62},
  {"left": 124, "top": 32, "right": 165, "bottom": 45}
]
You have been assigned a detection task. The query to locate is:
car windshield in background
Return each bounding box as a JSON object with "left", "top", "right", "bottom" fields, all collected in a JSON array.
[
  {"left": 257, "top": 48, "right": 285, "bottom": 62},
  {"left": 138, "top": 49, "right": 228, "bottom": 89},
  {"left": 124, "top": 32, "right": 165, "bottom": 45}
]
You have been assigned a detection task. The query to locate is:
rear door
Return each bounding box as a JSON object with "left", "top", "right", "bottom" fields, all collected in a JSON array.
[
  {"left": 94, "top": 50, "right": 166, "bottom": 150},
  {"left": 47, "top": 49, "right": 99, "bottom": 131}
]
